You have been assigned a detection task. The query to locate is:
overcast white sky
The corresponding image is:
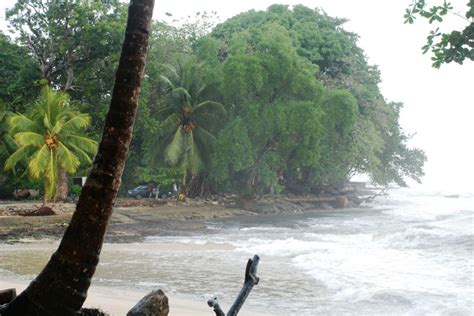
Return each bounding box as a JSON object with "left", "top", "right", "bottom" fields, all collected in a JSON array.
[{"left": 1, "top": 0, "right": 473, "bottom": 193}]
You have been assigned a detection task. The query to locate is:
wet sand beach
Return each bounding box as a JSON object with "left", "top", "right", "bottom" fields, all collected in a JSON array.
[
  {"left": 0, "top": 240, "right": 270, "bottom": 316},
  {"left": 0, "top": 194, "right": 364, "bottom": 315},
  {"left": 0, "top": 277, "right": 215, "bottom": 315}
]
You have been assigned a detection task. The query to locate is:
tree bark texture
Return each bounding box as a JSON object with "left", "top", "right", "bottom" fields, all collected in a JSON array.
[
  {"left": 0, "top": 289, "right": 16, "bottom": 305},
  {"left": 56, "top": 166, "right": 68, "bottom": 202},
  {"left": 1, "top": 1, "right": 155, "bottom": 315}
]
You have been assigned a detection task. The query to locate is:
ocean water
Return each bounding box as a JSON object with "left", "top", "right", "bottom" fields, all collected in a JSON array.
[{"left": 1, "top": 188, "right": 473, "bottom": 315}]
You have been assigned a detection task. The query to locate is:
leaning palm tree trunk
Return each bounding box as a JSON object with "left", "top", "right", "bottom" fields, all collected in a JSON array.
[{"left": 2, "top": 1, "right": 155, "bottom": 315}]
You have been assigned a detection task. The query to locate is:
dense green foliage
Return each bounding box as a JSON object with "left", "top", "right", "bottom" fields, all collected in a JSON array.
[
  {"left": 4, "top": 86, "right": 97, "bottom": 201},
  {"left": 0, "top": 32, "right": 41, "bottom": 112},
  {"left": 207, "top": 5, "right": 425, "bottom": 193},
  {"left": 405, "top": 0, "right": 473, "bottom": 68},
  {"left": 149, "top": 57, "right": 226, "bottom": 186},
  {"left": 6, "top": 0, "right": 128, "bottom": 131},
  {"left": 0, "top": 32, "right": 42, "bottom": 197},
  {"left": 1, "top": 3, "right": 426, "bottom": 197}
]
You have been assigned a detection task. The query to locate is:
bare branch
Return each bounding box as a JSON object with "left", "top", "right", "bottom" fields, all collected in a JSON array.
[
  {"left": 208, "top": 255, "right": 260, "bottom": 316},
  {"left": 228, "top": 255, "right": 260, "bottom": 316},
  {"left": 207, "top": 297, "right": 225, "bottom": 316}
]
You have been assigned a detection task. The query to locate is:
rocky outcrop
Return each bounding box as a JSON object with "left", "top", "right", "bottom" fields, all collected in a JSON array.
[{"left": 127, "top": 289, "right": 169, "bottom": 316}]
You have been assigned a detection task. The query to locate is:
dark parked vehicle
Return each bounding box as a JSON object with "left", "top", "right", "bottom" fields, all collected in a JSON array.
[
  {"left": 157, "top": 186, "right": 173, "bottom": 198},
  {"left": 127, "top": 185, "right": 157, "bottom": 199}
]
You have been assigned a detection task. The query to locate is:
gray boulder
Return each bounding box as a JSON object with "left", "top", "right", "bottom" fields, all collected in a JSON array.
[{"left": 127, "top": 289, "right": 169, "bottom": 316}]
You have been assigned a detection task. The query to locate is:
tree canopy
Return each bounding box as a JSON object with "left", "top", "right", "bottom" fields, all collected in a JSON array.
[
  {"left": 1, "top": 3, "right": 426, "bottom": 197},
  {"left": 4, "top": 86, "right": 97, "bottom": 203}
]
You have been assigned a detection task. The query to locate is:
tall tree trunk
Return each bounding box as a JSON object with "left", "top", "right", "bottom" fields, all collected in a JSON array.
[
  {"left": 42, "top": 183, "right": 47, "bottom": 207},
  {"left": 42, "top": 178, "right": 49, "bottom": 207},
  {"left": 56, "top": 167, "right": 68, "bottom": 202},
  {"left": 64, "top": 63, "right": 74, "bottom": 91},
  {"left": 182, "top": 173, "right": 187, "bottom": 194},
  {"left": 2, "top": 1, "right": 155, "bottom": 315}
]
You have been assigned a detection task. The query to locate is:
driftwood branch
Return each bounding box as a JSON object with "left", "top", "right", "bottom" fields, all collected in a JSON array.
[
  {"left": 208, "top": 255, "right": 260, "bottom": 316},
  {"left": 360, "top": 187, "right": 388, "bottom": 202},
  {"left": 228, "top": 255, "right": 260, "bottom": 316},
  {"left": 207, "top": 297, "right": 225, "bottom": 316}
]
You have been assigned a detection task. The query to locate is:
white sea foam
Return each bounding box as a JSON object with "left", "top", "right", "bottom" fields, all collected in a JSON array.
[
  {"left": 239, "top": 226, "right": 292, "bottom": 232},
  {"left": 1, "top": 188, "right": 472, "bottom": 315}
]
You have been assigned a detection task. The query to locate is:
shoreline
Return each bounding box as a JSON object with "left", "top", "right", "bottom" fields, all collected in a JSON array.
[
  {"left": 0, "top": 240, "right": 272, "bottom": 316},
  {"left": 0, "top": 191, "right": 371, "bottom": 243},
  {"left": 2, "top": 190, "right": 472, "bottom": 316}
]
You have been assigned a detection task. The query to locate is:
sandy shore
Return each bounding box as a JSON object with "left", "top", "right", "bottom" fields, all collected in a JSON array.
[
  {"left": 1, "top": 277, "right": 266, "bottom": 315},
  {"left": 0, "top": 238, "right": 270, "bottom": 316},
  {"left": 0, "top": 193, "right": 367, "bottom": 315}
]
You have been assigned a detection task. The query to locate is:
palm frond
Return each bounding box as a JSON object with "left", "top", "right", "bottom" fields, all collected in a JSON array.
[
  {"left": 193, "top": 100, "right": 226, "bottom": 116},
  {"left": 50, "top": 119, "right": 64, "bottom": 137},
  {"left": 4, "top": 146, "right": 31, "bottom": 171},
  {"left": 159, "top": 64, "right": 179, "bottom": 82},
  {"left": 159, "top": 75, "right": 175, "bottom": 91},
  {"left": 193, "top": 127, "right": 216, "bottom": 166},
  {"left": 154, "top": 106, "right": 175, "bottom": 118},
  {"left": 194, "top": 126, "right": 217, "bottom": 148},
  {"left": 57, "top": 142, "right": 80, "bottom": 174},
  {"left": 174, "top": 133, "right": 190, "bottom": 171},
  {"left": 156, "top": 113, "right": 179, "bottom": 137},
  {"left": 68, "top": 143, "right": 94, "bottom": 165},
  {"left": 176, "top": 132, "right": 203, "bottom": 175},
  {"left": 8, "top": 113, "right": 40, "bottom": 134},
  {"left": 165, "top": 128, "right": 185, "bottom": 166},
  {"left": 43, "top": 115, "right": 52, "bottom": 129},
  {"left": 195, "top": 83, "right": 209, "bottom": 99},
  {"left": 0, "top": 133, "right": 18, "bottom": 161},
  {"left": 55, "top": 113, "right": 92, "bottom": 134},
  {"left": 171, "top": 87, "right": 192, "bottom": 104},
  {"left": 189, "top": 140, "right": 204, "bottom": 175},
  {"left": 154, "top": 58, "right": 220, "bottom": 177},
  {"left": 28, "top": 145, "right": 50, "bottom": 179},
  {"left": 176, "top": 59, "right": 185, "bottom": 82},
  {"left": 149, "top": 114, "right": 179, "bottom": 166},
  {"left": 13, "top": 132, "right": 44, "bottom": 147},
  {"left": 65, "top": 135, "right": 98, "bottom": 155},
  {"left": 38, "top": 86, "right": 70, "bottom": 127}
]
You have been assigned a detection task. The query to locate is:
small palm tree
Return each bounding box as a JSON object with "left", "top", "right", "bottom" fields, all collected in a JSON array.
[
  {"left": 153, "top": 58, "right": 225, "bottom": 188},
  {"left": 4, "top": 86, "right": 97, "bottom": 205}
]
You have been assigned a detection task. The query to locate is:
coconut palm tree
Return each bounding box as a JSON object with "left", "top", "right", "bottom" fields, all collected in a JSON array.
[
  {"left": 4, "top": 85, "right": 97, "bottom": 205},
  {"left": 153, "top": 57, "right": 226, "bottom": 189},
  {"left": 1, "top": 1, "right": 154, "bottom": 314}
]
